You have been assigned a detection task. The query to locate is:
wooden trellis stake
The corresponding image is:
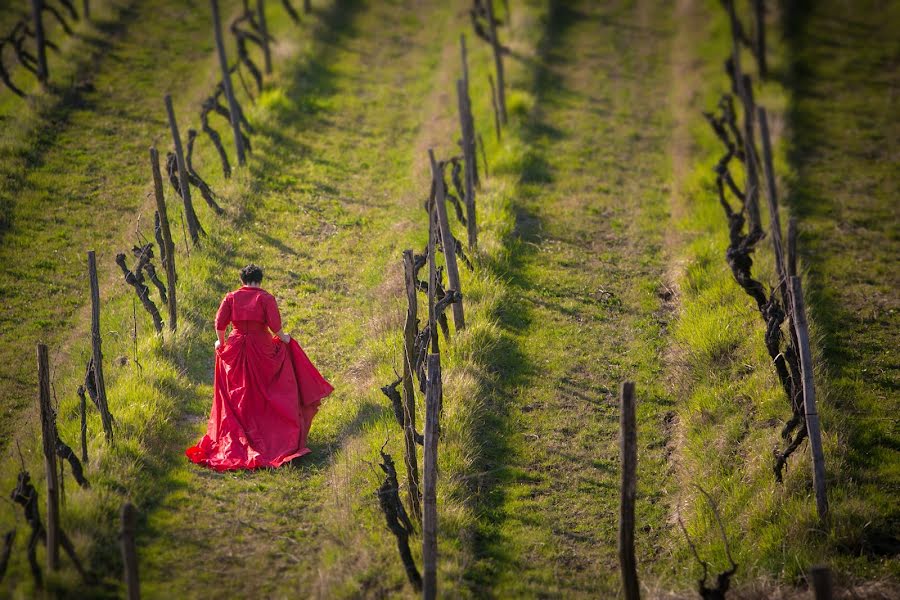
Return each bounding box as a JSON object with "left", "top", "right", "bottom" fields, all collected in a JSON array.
[
  {"left": 211, "top": 0, "right": 246, "bottom": 165},
  {"left": 757, "top": 108, "right": 787, "bottom": 300},
  {"left": 422, "top": 353, "right": 441, "bottom": 600},
  {"left": 88, "top": 251, "right": 114, "bottom": 441},
  {"left": 257, "top": 0, "right": 272, "bottom": 75},
  {"left": 619, "top": 381, "right": 639, "bottom": 600},
  {"left": 789, "top": 276, "right": 828, "bottom": 522},
  {"left": 428, "top": 150, "right": 465, "bottom": 331},
  {"left": 164, "top": 95, "right": 201, "bottom": 244},
  {"left": 30, "top": 0, "right": 48, "bottom": 85},
  {"left": 427, "top": 191, "right": 439, "bottom": 354},
  {"left": 485, "top": 0, "right": 507, "bottom": 124},
  {"left": 121, "top": 503, "right": 140, "bottom": 599},
  {"left": 150, "top": 147, "right": 178, "bottom": 330},
  {"left": 37, "top": 343, "right": 59, "bottom": 571},
  {"left": 456, "top": 78, "right": 477, "bottom": 250},
  {"left": 459, "top": 34, "right": 479, "bottom": 187},
  {"left": 402, "top": 249, "right": 423, "bottom": 523}
]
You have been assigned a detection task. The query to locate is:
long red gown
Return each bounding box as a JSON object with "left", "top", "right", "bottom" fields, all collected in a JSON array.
[{"left": 185, "top": 286, "right": 333, "bottom": 471}]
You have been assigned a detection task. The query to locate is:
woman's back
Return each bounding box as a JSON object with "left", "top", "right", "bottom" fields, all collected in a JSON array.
[{"left": 216, "top": 286, "right": 282, "bottom": 333}]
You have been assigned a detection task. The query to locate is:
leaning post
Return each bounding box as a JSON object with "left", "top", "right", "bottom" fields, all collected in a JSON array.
[
  {"left": 428, "top": 150, "right": 465, "bottom": 331},
  {"left": 257, "top": 0, "right": 272, "bottom": 75},
  {"left": 485, "top": 0, "right": 507, "bottom": 123},
  {"left": 88, "top": 251, "right": 114, "bottom": 441},
  {"left": 790, "top": 276, "right": 828, "bottom": 522},
  {"left": 37, "top": 343, "right": 59, "bottom": 571},
  {"left": 402, "top": 250, "right": 423, "bottom": 523},
  {"left": 422, "top": 354, "right": 442, "bottom": 600},
  {"left": 619, "top": 381, "right": 639, "bottom": 600},
  {"left": 211, "top": 0, "right": 247, "bottom": 165},
  {"left": 150, "top": 147, "right": 178, "bottom": 330},
  {"left": 30, "top": 0, "right": 48, "bottom": 86},
  {"left": 164, "top": 95, "right": 201, "bottom": 243}
]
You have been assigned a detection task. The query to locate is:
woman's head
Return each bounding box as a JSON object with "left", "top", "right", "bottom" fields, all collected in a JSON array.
[{"left": 239, "top": 264, "right": 263, "bottom": 285}]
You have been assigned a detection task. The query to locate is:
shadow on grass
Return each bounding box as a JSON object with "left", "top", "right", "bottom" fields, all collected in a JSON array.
[
  {"left": 781, "top": 0, "right": 900, "bottom": 559},
  {"left": 460, "top": 0, "right": 603, "bottom": 593}
]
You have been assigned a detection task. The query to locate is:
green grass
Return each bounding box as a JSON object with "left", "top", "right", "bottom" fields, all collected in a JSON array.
[
  {"left": 0, "top": 0, "right": 896, "bottom": 596},
  {"left": 661, "top": 0, "right": 899, "bottom": 590}
]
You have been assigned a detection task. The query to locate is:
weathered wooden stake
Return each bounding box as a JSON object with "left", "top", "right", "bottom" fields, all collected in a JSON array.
[
  {"left": 257, "top": 0, "right": 272, "bottom": 75},
  {"left": 150, "top": 147, "right": 178, "bottom": 331},
  {"left": 787, "top": 217, "right": 797, "bottom": 279},
  {"left": 88, "top": 250, "right": 114, "bottom": 442},
  {"left": 211, "top": 0, "right": 247, "bottom": 165},
  {"left": 726, "top": 0, "right": 761, "bottom": 235},
  {"left": 753, "top": 0, "right": 767, "bottom": 79},
  {"left": 488, "top": 74, "right": 501, "bottom": 141},
  {"left": 456, "top": 79, "right": 477, "bottom": 250},
  {"left": 428, "top": 150, "right": 465, "bottom": 331},
  {"left": 164, "top": 95, "right": 201, "bottom": 244},
  {"left": 121, "top": 503, "right": 140, "bottom": 600},
  {"left": 485, "top": 0, "right": 507, "bottom": 124},
  {"left": 789, "top": 276, "right": 828, "bottom": 522},
  {"left": 78, "top": 386, "right": 88, "bottom": 463},
  {"left": 459, "top": 35, "right": 479, "bottom": 187},
  {"left": 82, "top": 0, "right": 90, "bottom": 20},
  {"left": 303, "top": 0, "right": 311, "bottom": 13},
  {"left": 422, "top": 353, "right": 441, "bottom": 600},
  {"left": 37, "top": 343, "right": 60, "bottom": 571},
  {"left": 810, "top": 565, "right": 833, "bottom": 600},
  {"left": 757, "top": 108, "right": 787, "bottom": 299},
  {"left": 619, "top": 381, "right": 639, "bottom": 600},
  {"left": 426, "top": 200, "right": 439, "bottom": 354},
  {"left": 30, "top": 0, "right": 48, "bottom": 85},
  {"left": 402, "top": 250, "right": 423, "bottom": 523}
]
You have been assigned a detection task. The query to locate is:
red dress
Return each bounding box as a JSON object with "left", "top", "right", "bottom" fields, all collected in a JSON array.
[{"left": 185, "top": 286, "right": 334, "bottom": 471}]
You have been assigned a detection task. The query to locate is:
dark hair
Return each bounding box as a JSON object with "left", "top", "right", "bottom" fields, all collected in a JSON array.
[{"left": 239, "top": 264, "right": 263, "bottom": 284}]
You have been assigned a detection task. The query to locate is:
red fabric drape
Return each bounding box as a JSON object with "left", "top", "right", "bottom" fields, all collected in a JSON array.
[{"left": 186, "top": 288, "right": 333, "bottom": 471}]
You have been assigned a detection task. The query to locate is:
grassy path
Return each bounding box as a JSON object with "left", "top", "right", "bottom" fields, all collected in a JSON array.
[
  {"left": 785, "top": 0, "right": 900, "bottom": 571},
  {"left": 0, "top": 0, "right": 248, "bottom": 445},
  {"left": 137, "top": 1, "right": 470, "bottom": 596},
  {"left": 466, "top": 1, "right": 675, "bottom": 595}
]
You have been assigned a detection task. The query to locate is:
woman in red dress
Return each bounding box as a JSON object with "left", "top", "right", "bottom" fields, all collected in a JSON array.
[{"left": 186, "top": 264, "right": 333, "bottom": 471}]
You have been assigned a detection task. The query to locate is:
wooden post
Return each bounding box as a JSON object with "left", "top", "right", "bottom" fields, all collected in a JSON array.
[
  {"left": 422, "top": 354, "right": 441, "bottom": 600},
  {"left": 303, "top": 0, "right": 311, "bottom": 13},
  {"left": 37, "top": 343, "right": 59, "bottom": 571},
  {"left": 757, "top": 108, "right": 787, "bottom": 299},
  {"left": 30, "top": 0, "right": 48, "bottom": 86},
  {"left": 88, "top": 250, "right": 114, "bottom": 442},
  {"left": 426, "top": 197, "right": 440, "bottom": 354},
  {"left": 459, "top": 35, "right": 479, "bottom": 187},
  {"left": 485, "top": 0, "right": 507, "bottom": 124},
  {"left": 83, "top": 0, "right": 90, "bottom": 20},
  {"left": 787, "top": 217, "right": 797, "bottom": 278},
  {"left": 402, "top": 250, "right": 423, "bottom": 523},
  {"left": 753, "top": 0, "right": 767, "bottom": 79},
  {"left": 257, "top": 0, "right": 272, "bottom": 75},
  {"left": 164, "top": 96, "right": 201, "bottom": 244},
  {"left": 738, "top": 77, "right": 761, "bottom": 235},
  {"left": 211, "top": 0, "right": 247, "bottom": 165},
  {"left": 726, "top": 0, "right": 761, "bottom": 234},
  {"left": 790, "top": 276, "right": 828, "bottom": 522},
  {"left": 150, "top": 147, "right": 178, "bottom": 331},
  {"left": 121, "top": 503, "right": 140, "bottom": 600},
  {"left": 619, "top": 381, "right": 639, "bottom": 600},
  {"left": 810, "top": 565, "right": 833, "bottom": 600},
  {"left": 79, "top": 386, "right": 88, "bottom": 463},
  {"left": 488, "top": 74, "right": 501, "bottom": 141},
  {"left": 428, "top": 150, "right": 465, "bottom": 331},
  {"left": 456, "top": 79, "right": 477, "bottom": 250}
]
